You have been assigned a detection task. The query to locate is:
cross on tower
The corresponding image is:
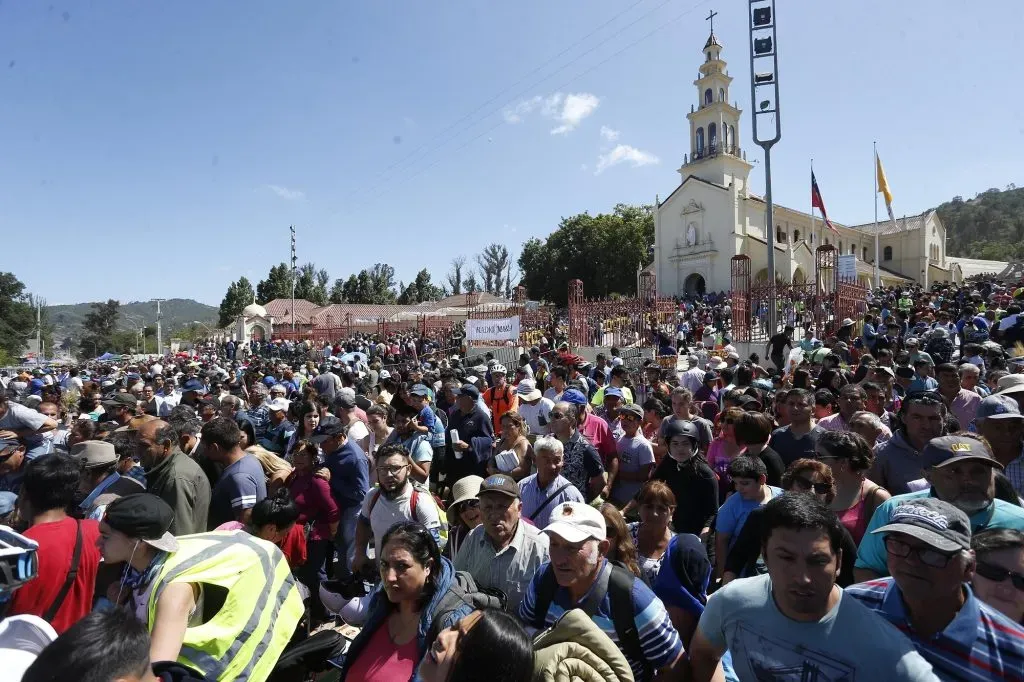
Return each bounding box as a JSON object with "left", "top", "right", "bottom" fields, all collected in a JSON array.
[{"left": 706, "top": 9, "right": 717, "bottom": 33}]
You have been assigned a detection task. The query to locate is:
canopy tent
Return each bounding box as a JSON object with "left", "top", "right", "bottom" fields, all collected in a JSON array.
[{"left": 95, "top": 352, "right": 121, "bottom": 361}]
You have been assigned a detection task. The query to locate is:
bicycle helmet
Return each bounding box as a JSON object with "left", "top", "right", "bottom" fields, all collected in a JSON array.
[{"left": 663, "top": 418, "right": 699, "bottom": 447}]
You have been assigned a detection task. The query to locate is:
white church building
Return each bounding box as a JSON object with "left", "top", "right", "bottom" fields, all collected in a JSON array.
[{"left": 653, "top": 31, "right": 998, "bottom": 297}]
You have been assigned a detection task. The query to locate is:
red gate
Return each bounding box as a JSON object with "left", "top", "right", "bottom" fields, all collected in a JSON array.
[
  {"left": 567, "top": 273, "right": 676, "bottom": 351},
  {"left": 730, "top": 255, "right": 752, "bottom": 342}
]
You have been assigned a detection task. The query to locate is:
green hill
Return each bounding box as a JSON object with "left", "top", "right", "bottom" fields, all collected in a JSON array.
[
  {"left": 936, "top": 184, "right": 1024, "bottom": 261},
  {"left": 47, "top": 298, "right": 218, "bottom": 347}
]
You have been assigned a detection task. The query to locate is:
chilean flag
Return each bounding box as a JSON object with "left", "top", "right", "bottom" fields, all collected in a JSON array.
[{"left": 811, "top": 171, "right": 838, "bottom": 234}]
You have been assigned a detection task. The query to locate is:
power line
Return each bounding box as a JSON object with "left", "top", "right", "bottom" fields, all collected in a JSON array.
[
  {"left": 339, "top": 0, "right": 714, "bottom": 216},
  {"left": 337, "top": 0, "right": 679, "bottom": 207}
]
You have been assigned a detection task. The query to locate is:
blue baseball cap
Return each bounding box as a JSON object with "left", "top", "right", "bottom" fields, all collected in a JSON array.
[
  {"left": 410, "top": 384, "right": 431, "bottom": 397},
  {"left": 0, "top": 491, "right": 16, "bottom": 516},
  {"left": 976, "top": 395, "right": 1024, "bottom": 421},
  {"left": 180, "top": 378, "right": 206, "bottom": 393},
  {"left": 561, "top": 389, "right": 588, "bottom": 406},
  {"left": 604, "top": 387, "right": 624, "bottom": 399}
]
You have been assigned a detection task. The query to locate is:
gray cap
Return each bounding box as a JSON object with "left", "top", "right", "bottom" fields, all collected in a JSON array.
[
  {"left": 872, "top": 498, "right": 971, "bottom": 552},
  {"left": 921, "top": 435, "right": 1002, "bottom": 470}
]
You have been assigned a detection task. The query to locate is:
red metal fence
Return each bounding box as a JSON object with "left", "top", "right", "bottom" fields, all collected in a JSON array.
[
  {"left": 729, "top": 245, "right": 869, "bottom": 343},
  {"left": 567, "top": 272, "right": 678, "bottom": 350}
]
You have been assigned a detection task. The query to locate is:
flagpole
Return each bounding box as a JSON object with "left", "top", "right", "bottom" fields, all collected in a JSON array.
[
  {"left": 873, "top": 141, "right": 880, "bottom": 289},
  {"left": 810, "top": 159, "right": 816, "bottom": 250}
]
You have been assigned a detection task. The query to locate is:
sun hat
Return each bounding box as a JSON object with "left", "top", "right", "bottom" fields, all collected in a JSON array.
[
  {"left": 451, "top": 475, "right": 484, "bottom": 507},
  {"left": 515, "top": 379, "right": 542, "bottom": 402}
]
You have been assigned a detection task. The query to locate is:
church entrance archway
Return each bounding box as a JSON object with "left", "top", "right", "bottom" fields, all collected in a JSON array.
[
  {"left": 793, "top": 267, "right": 807, "bottom": 285},
  {"left": 684, "top": 273, "right": 706, "bottom": 296},
  {"left": 250, "top": 324, "right": 266, "bottom": 342}
]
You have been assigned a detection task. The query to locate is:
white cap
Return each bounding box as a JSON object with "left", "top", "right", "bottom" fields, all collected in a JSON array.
[
  {"left": 0, "top": 615, "right": 57, "bottom": 680},
  {"left": 267, "top": 398, "right": 290, "bottom": 412},
  {"left": 544, "top": 502, "right": 606, "bottom": 543},
  {"left": 379, "top": 370, "right": 391, "bottom": 380}
]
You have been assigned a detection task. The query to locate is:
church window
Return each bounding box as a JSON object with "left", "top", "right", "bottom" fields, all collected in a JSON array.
[
  {"left": 696, "top": 127, "right": 705, "bottom": 154},
  {"left": 704, "top": 89, "right": 713, "bottom": 105},
  {"left": 839, "top": 240, "right": 843, "bottom": 253},
  {"left": 883, "top": 246, "right": 893, "bottom": 261},
  {"left": 793, "top": 229, "right": 801, "bottom": 242},
  {"left": 776, "top": 228, "right": 785, "bottom": 243},
  {"left": 850, "top": 244, "right": 856, "bottom": 255},
  {"left": 729, "top": 125, "right": 735, "bottom": 151},
  {"left": 863, "top": 247, "right": 868, "bottom": 261},
  {"left": 709, "top": 123, "right": 717, "bottom": 148},
  {"left": 719, "top": 88, "right": 725, "bottom": 102}
]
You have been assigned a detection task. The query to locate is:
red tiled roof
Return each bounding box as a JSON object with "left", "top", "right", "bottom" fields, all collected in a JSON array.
[{"left": 264, "top": 298, "right": 324, "bottom": 324}]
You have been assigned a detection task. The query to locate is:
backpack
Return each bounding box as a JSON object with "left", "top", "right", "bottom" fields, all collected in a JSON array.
[
  {"left": 368, "top": 482, "right": 449, "bottom": 549},
  {"left": 531, "top": 562, "right": 652, "bottom": 681},
  {"left": 427, "top": 570, "right": 506, "bottom": 640}
]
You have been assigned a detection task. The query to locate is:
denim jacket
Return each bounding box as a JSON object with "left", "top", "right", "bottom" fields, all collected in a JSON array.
[{"left": 339, "top": 556, "right": 473, "bottom": 682}]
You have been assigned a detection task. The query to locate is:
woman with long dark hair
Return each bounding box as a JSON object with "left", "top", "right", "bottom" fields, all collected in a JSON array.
[
  {"left": 285, "top": 400, "right": 321, "bottom": 458},
  {"left": 287, "top": 439, "right": 339, "bottom": 623},
  {"left": 340, "top": 522, "right": 476, "bottom": 682},
  {"left": 416, "top": 609, "right": 533, "bottom": 682}
]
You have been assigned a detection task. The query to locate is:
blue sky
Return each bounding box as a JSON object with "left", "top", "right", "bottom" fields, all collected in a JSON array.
[{"left": 1, "top": 1, "right": 1021, "bottom": 306}]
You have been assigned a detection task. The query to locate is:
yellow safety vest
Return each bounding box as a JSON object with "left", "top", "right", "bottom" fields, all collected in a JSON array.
[{"left": 146, "top": 531, "right": 304, "bottom": 682}]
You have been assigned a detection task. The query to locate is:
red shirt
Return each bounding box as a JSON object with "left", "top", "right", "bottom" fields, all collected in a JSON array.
[
  {"left": 279, "top": 522, "right": 307, "bottom": 570},
  {"left": 8, "top": 517, "right": 101, "bottom": 633}
]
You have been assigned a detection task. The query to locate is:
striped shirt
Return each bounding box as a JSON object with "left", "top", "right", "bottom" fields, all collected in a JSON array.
[
  {"left": 518, "top": 560, "right": 682, "bottom": 680},
  {"left": 846, "top": 578, "right": 1024, "bottom": 681}
]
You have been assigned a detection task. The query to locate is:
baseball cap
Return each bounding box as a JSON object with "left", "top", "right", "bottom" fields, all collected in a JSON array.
[
  {"left": 976, "top": 394, "right": 1024, "bottom": 421},
  {"left": 516, "top": 379, "right": 542, "bottom": 402},
  {"left": 101, "top": 393, "right": 138, "bottom": 408},
  {"left": 458, "top": 384, "right": 480, "bottom": 400},
  {"left": 333, "top": 393, "right": 356, "bottom": 409},
  {"left": 180, "top": 378, "right": 206, "bottom": 393},
  {"left": 478, "top": 473, "right": 520, "bottom": 499},
  {"left": 603, "top": 387, "right": 623, "bottom": 400},
  {"left": 703, "top": 370, "right": 719, "bottom": 382},
  {"left": 71, "top": 441, "right": 118, "bottom": 469},
  {"left": 378, "top": 369, "right": 391, "bottom": 380},
  {"left": 561, "top": 389, "right": 588, "bottom": 406},
  {"left": 103, "top": 494, "right": 179, "bottom": 552},
  {"left": 308, "top": 421, "right": 347, "bottom": 445},
  {"left": 410, "top": 384, "right": 431, "bottom": 397},
  {"left": 872, "top": 365, "right": 896, "bottom": 379},
  {"left": 266, "top": 397, "right": 290, "bottom": 412},
  {"left": 544, "top": 502, "right": 606, "bottom": 543},
  {"left": 872, "top": 498, "right": 971, "bottom": 553},
  {"left": 619, "top": 403, "right": 644, "bottom": 420},
  {"left": 921, "top": 434, "right": 1002, "bottom": 470}
]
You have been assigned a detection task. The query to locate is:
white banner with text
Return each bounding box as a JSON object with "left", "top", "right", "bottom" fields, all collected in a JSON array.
[{"left": 465, "top": 315, "right": 520, "bottom": 342}]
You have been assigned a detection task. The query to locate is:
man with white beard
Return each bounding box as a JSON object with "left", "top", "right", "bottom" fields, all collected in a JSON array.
[{"left": 518, "top": 502, "right": 684, "bottom": 681}]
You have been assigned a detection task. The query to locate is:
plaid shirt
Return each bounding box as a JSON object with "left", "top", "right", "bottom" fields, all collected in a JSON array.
[
  {"left": 1005, "top": 450, "right": 1024, "bottom": 497},
  {"left": 846, "top": 578, "right": 1024, "bottom": 681}
]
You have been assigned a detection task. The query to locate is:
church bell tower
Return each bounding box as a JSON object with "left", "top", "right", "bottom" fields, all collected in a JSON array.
[{"left": 678, "top": 14, "right": 752, "bottom": 192}]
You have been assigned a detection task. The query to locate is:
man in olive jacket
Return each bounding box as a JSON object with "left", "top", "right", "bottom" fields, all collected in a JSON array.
[{"left": 136, "top": 419, "right": 211, "bottom": 535}]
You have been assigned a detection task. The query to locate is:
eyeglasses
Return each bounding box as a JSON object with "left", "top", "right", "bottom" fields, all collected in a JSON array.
[
  {"left": 376, "top": 464, "right": 409, "bottom": 476},
  {"left": 549, "top": 412, "right": 566, "bottom": 420},
  {"left": 460, "top": 499, "right": 480, "bottom": 510},
  {"left": 621, "top": 414, "right": 641, "bottom": 422},
  {"left": 975, "top": 561, "right": 1024, "bottom": 591},
  {"left": 883, "top": 536, "right": 957, "bottom": 568}
]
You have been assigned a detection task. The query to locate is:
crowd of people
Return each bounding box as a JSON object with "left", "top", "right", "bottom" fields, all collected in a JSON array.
[{"left": 2, "top": 277, "right": 1024, "bottom": 681}]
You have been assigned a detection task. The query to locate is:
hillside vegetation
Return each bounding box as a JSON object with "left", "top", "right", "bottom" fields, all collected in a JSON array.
[{"left": 936, "top": 185, "right": 1024, "bottom": 261}]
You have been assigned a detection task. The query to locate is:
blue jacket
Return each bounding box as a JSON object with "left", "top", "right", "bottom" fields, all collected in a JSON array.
[{"left": 340, "top": 556, "right": 473, "bottom": 682}]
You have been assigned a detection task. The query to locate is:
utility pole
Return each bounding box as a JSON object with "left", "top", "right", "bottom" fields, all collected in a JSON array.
[
  {"left": 36, "top": 300, "right": 42, "bottom": 365},
  {"left": 140, "top": 328, "right": 146, "bottom": 355},
  {"left": 748, "top": 0, "right": 782, "bottom": 335},
  {"left": 153, "top": 299, "right": 165, "bottom": 356},
  {"left": 290, "top": 226, "right": 297, "bottom": 333}
]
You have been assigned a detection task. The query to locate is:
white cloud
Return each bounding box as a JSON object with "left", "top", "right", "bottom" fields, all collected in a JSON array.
[
  {"left": 267, "top": 185, "right": 305, "bottom": 201},
  {"left": 503, "top": 95, "right": 542, "bottom": 124},
  {"left": 600, "top": 126, "right": 620, "bottom": 142},
  {"left": 594, "top": 144, "right": 660, "bottom": 175},
  {"left": 502, "top": 92, "right": 599, "bottom": 135},
  {"left": 550, "top": 93, "right": 600, "bottom": 135}
]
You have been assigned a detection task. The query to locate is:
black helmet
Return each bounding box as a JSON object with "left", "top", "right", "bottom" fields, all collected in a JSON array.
[{"left": 663, "top": 418, "right": 699, "bottom": 446}]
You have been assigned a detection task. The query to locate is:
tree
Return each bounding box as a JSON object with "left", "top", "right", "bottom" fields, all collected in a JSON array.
[
  {"left": 329, "top": 278, "right": 347, "bottom": 304},
  {"left": 0, "top": 272, "right": 35, "bottom": 363},
  {"left": 446, "top": 256, "right": 466, "bottom": 295},
  {"left": 218, "top": 276, "right": 255, "bottom": 328},
  {"left": 517, "top": 203, "right": 654, "bottom": 305},
  {"left": 464, "top": 272, "right": 480, "bottom": 294},
  {"left": 475, "top": 243, "right": 511, "bottom": 297},
  {"left": 256, "top": 263, "right": 293, "bottom": 304},
  {"left": 398, "top": 269, "right": 446, "bottom": 304},
  {"left": 79, "top": 299, "right": 120, "bottom": 357}
]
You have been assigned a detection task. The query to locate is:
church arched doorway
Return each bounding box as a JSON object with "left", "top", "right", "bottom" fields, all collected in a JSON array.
[
  {"left": 793, "top": 267, "right": 807, "bottom": 285},
  {"left": 684, "top": 273, "right": 706, "bottom": 296},
  {"left": 250, "top": 324, "right": 266, "bottom": 342}
]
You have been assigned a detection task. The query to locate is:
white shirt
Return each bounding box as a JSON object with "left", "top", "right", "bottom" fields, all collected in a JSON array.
[{"left": 517, "top": 397, "right": 555, "bottom": 436}]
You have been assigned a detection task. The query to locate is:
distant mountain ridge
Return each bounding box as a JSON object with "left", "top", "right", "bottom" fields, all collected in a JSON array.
[{"left": 47, "top": 298, "right": 218, "bottom": 345}]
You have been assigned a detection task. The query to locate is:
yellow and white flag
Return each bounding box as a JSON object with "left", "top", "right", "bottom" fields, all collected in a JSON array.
[{"left": 876, "top": 151, "right": 898, "bottom": 231}]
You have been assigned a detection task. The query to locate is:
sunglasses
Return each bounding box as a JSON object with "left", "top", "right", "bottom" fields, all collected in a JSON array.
[
  {"left": 884, "top": 536, "right": 957, "bottom": 568},
  {"left": 791, "top": 475, "right": 830, "bottom": 495},
  {"left": 975, "top": 561, "right": 1024, "bottom": 591},
  {"left": 549, "top": 412, "right": 566, "bottom": 420}
]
